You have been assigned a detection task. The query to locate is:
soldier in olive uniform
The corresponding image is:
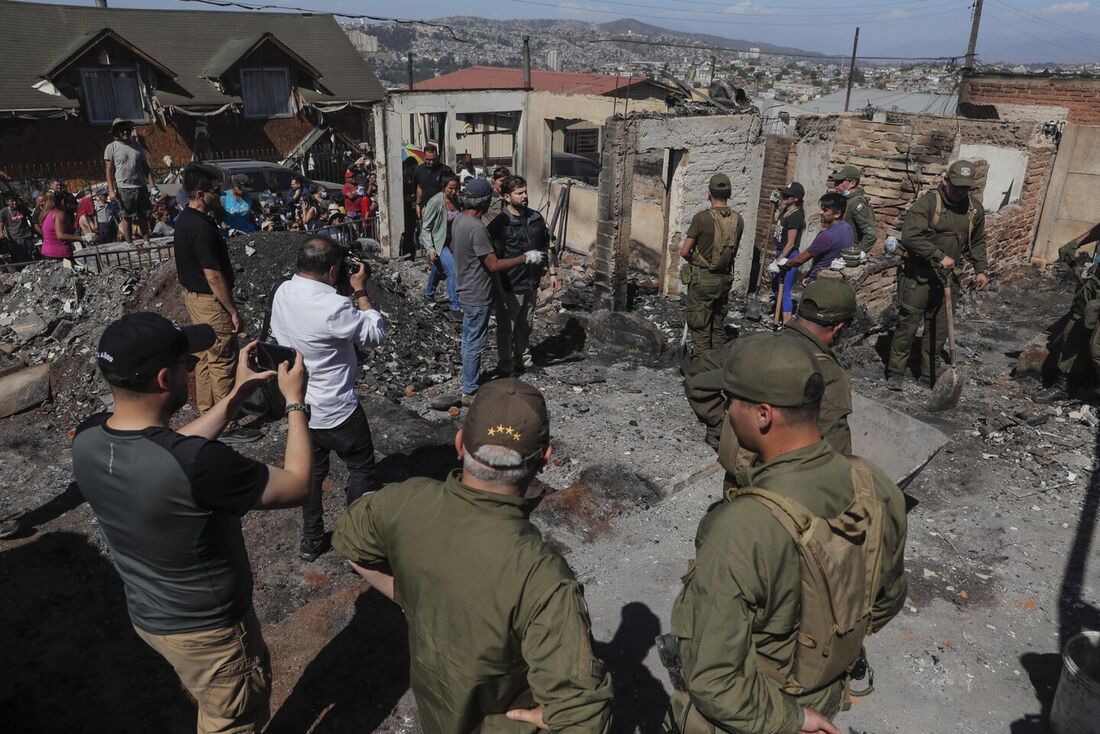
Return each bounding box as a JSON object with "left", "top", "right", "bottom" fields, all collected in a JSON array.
[
  {"left": 333, "top": 379, "right": 612, "bottom": 734},
  {"left": 680, "top": 174, "right": 745, "bottom": 355},
  {"left": 887, "top": 160, "right": 990, "bottom": 391},
  {"left": 832, "top": 165, "right": 877, "bottom": 253},
  {"left": 670, "top": 334, "right": 908, "bottom": 734},
  {"left": 1034, "top": 221, "right": 1100, "bottom": 403},
  {"left": 685, "top": 279, "right": 855, "bottom": 474}
]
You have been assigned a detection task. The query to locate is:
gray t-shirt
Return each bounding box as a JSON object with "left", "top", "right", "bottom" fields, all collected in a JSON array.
[
  {"left": 72, "top": 414, "right": 269, "bottom": 634},
  {"left": 452, "top": 212, "right": 496, "bottom": 307},
  {"left": 103, "top": 140, "right": 148, "bottom": 188}
]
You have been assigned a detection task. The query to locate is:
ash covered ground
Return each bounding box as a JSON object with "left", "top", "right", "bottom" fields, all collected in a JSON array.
[{"left": 0, "top": 238, "right": 1096, "bottom": 733}]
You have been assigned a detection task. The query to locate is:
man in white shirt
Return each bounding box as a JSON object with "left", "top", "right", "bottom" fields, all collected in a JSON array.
[{"left": 270, "top": 235, "right": 386, "bottom": 561}]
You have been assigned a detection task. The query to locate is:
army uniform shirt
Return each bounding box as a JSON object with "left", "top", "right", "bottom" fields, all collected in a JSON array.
[
  {"left": 671, "top": 442, "right": 908, "bottom": 734},
  {"left": 717, "top": 319, "right": 854, "bottom": 489},
  {"left": 843, "top": 187, "right": 877, "bottom": 253},
  {"left": 902, "top": 188, "right": 988, "bottom": 278},
  {"left": 333, "top": 471, "right": 612, "bottom": 734}
]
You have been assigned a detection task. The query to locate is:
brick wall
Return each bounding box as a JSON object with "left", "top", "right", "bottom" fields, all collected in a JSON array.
[
  {"left": 960, "top": 74, "right": 1100, "bottom": 125},
  {"left": 753, "top": 134, "right": 794, "bottom": 251}
]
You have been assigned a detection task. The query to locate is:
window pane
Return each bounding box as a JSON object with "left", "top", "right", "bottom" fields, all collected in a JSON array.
[
  {"left": 242, "top": 69, "right": 290, "bottom": 118},
  {"left": 82, "top": 69, "right": 143, "bottom": 123}
]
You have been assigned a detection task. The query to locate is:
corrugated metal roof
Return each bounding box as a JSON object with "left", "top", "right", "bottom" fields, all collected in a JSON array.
[
  {"left": 416, "top": 66, "right": 667, "bottom": 96},
  {"left": 790, "top": 88, "right": 958, "bottom": 116},
  {"left": 0, "top": 0, "right": 383, "bottom": 111}
]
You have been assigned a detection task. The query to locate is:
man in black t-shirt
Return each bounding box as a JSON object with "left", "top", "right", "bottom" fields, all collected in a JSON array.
[
  {"left": 72, "top": 312, "right": 311, "bottom": 734},
  {"left": 415, "top": 143, "right": 454, "bottom": 217},
  {"left": 1, "top": 193, "right": 37, "bottom": 262},
  {"left": 175, "top": 162, "right": 258, "bottom": 444}
]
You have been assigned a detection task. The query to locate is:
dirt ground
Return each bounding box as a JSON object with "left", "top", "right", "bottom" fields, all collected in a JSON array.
[{"left": 1, "top": 253, "right": 1097, "bottom": 733}]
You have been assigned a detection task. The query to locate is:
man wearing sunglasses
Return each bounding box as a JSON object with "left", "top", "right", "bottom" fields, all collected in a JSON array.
[
  {"left": 175, "top": 162, "right": 257, "bottom": 443},
  {"left": 72, "top": 312, "right": 312, "bottom": 733}
]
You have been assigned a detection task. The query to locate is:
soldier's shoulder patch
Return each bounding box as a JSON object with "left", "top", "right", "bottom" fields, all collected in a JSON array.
[{"left": 856, "top": 203, "right": 865, "bottom": 211}]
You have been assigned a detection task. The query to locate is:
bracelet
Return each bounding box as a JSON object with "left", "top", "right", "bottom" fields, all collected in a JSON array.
[{"left": 352, "top": 290, "right": 368, "bottom": 301}]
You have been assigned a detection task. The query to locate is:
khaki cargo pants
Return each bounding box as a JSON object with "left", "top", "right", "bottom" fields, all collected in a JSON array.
[
  {"left": 887, "top": 272, "right": 957, "bottom": 380},
  {"left": 684, "top": 266, "right": 733, "bottom": 356},
  {"left": 184, "top": 291, "right": 238, "bottom": 414},
  {"left": 133, "top": 607, "right": 272, "bottom": 734}
]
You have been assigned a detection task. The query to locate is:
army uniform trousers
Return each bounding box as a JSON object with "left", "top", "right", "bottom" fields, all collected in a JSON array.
[
  {"left": 1055, "top": 273, "right": 1100, "bottom": 380},
  {"left": 686, "top": 265, "right": 733, "bottom": 355},
  {"left": 888, "top": 266, "right": 958, "bottom": 380}
]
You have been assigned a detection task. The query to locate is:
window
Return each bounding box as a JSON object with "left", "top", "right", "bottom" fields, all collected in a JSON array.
[
  {"left": 564, "top": 129, "right": 599, "bottom": 160},
  {"left": 81, "top": 68, "right": 145, "bottom": 124},
  {"left": 240, "top": 68, "right": 292, "bottom": 119}
]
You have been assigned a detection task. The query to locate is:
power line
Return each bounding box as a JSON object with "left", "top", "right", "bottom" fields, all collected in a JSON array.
[
  {"left": 988, "top": 0, "right": 1100, "bottom": 45},
  {"left": 583, "top": 36, "right": 966, "bottom": 62},
  {"left": 983, "top": 12, "right": 1097, "bottom": 61},
  {"left": 557, "top": 0, "right": 963, "bottom": 20}
]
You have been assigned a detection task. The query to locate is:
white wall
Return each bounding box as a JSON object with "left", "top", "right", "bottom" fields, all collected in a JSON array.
[{"left": 960, "top": 143, "right": 1030, "bottom": 212}]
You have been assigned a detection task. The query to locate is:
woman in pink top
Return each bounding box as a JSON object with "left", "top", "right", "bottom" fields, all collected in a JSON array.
[{"left": 38, "top": 191, "right": 83, "bottom": 261}]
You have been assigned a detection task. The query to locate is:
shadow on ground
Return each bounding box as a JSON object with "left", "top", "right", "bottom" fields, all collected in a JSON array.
[{"left": 594, "top": 602, "right": 670, "bottom": 734}]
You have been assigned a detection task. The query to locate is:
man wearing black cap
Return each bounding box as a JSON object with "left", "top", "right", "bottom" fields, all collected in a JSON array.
[
  {"left": 669, "top": 334, "right": 907, "bottom": 734},
  {"left": 175, "top": 162, "right": 257, "bottom": 443},
  {"left": 71, "top": 312, "right": 312, "bottom": 734},
  {"left": 333, "top": 379, "right": 612, "bottom": 734},
  {"left": 887, "top": 160, "right": 989, "bottom": 391},
  {"left": 680, "top": 173, "right": 744, "bottom": 355}
]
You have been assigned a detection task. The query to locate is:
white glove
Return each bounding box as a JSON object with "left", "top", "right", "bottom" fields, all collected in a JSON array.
[
  {"left": 524, "top": 250, "right": 546, "bottom": 265},
  {"left": 884, "top": 235, "right": 899, "bottom": 254},
  {"left": 149, "top": 186, "right": 161, "bottom": 198},
  {"left": 768, "top": 261, "right": 780, "bottom": 275},
  {"left": 769, "top": 190, "right": 781, "bottom": 204},
  {"left": 227, "top": 228, "right": 242, "bottom": 238},
  {"left": 82, "top": 233, "right": 99, "bottom": 244},
  {"left": 830, "top": 257, "right": 847, "bottom": 270}
]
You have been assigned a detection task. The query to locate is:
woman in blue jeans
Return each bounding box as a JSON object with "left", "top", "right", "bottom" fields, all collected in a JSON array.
[
  {"left": 769, "top": 182, "right": 806, "bottom": 323},
  {"left": 420, "top": 176, "right": 462, "bottom": 317}
]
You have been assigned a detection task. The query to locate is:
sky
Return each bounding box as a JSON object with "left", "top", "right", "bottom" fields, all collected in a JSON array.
[{"left": 21, "top": 0, "right": 1100, "bottom": 63}]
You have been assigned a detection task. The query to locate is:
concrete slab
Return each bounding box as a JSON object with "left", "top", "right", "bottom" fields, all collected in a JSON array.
[
  {"left": 0, "top": 363, "right": 51, "bottom": 419},
  {"left": 851, "top": 392, "right": 950, "bottom": 488},
  {"left": 10, "top": 311, "right": 47, "bottom": 341}
]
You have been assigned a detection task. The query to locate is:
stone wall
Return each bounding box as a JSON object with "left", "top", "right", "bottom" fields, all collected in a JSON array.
[
  {"left": 960, "top": 74, "right": 1100, "bottom": 125},
  {"left": 752, "top": 134, "right": 795, "bottom": 252}
]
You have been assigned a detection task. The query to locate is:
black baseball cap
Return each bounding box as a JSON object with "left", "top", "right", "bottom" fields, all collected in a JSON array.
[
  {"left": 97, "top": 312, "right": 214, "bottom": 386},
  {"left": 780, "top": 181, "right": 805, "bottom": 199}
]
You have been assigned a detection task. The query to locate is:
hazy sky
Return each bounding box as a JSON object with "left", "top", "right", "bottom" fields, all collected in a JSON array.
[{"left": 23, "top": 0, "right": 1100, "bottom": 62}]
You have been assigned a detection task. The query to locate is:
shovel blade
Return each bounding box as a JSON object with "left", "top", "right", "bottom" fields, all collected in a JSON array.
[
  {"left": 926, "top": 366, "right": 964, "bottom": 412},
  {"left": 745, "top": 297, "right": 762, "bottom": 321}
]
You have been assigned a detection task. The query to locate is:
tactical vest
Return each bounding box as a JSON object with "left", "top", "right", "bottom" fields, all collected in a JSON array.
[
  {"left": 691, "top": 208, "right": 742, "bottom": 273},
  {"left": 731, "top": 457, "right": 886, "bottom": 696}
]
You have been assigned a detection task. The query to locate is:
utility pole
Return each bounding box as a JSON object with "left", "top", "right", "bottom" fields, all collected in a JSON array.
[
  {"left": 843, "top": 27, "right": 860, "bottom": 113},
  {"left": 407, "top": 51, "right": 415, "bottom": 146},
  {"left": 522, "top": 36, "right": 532, "bottom": 89},
  {"left": 709, "top": 55, "right": 717, "bottom": 86},
  {"left": 96, "top": 0, "right": 108, "bottom": 6},
  {"left": 407, "top": 51, "right": 414, "bottom": 90},
  {"left": 964, "top": 0, "right": 984, "bottom": 72}
]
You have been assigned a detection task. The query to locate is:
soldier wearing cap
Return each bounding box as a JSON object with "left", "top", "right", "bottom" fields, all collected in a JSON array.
[
  {"left": 332, "top": 378, "right": 612, "bottom": 734},
  {"left": 680, "top": 174, "right": 745, "bottom": 355},
  {"left": 686, "top": 280, "right": 856, "bottom": 483},
  {"left": 669, "top": 334, "right": 908, "bottom": 734},
  {"left": 832, "top": 165, "right": 877, "bottom": 253},
  {"left": 887, "top": 160, "right": 989, "bottom": 391}
]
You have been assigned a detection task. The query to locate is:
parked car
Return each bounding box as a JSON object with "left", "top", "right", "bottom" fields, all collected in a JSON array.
[
  {"left": 551, "top": 152, "right": 601, "bottom": 185},
  {"left": 159, "top": 160, "right": 341, "bottom": 203}
]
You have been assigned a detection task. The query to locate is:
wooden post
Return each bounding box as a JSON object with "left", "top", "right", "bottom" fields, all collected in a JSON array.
[
  {"left": 964, "top": 0, "right": 984, "bottom": 72},
  {"left": 844, "top": 27, "right": 860, "bottom": 113}
]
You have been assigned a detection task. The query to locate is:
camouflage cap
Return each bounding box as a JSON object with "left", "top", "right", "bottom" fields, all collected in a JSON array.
[
  {"left": 798, "top": 279, "right": 857, "bottom": 325},
  {"left": 947, "top": 160, "right": 977, "bottom": 188},
  {"left": 463, "top": 378, "right": 550, "bottom": 464},
  {"left": 709, "top": 174, "right": 731, "bottom": 194},
  {"left": 832, "top": 164, "right": 861, "bottom": 183},
  {"left": 691, "top": 333, "right": 825, "bottom": 407}
]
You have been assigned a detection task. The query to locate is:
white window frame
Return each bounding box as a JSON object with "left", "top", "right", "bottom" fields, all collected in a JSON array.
[
  {"left": 239, "top": 67, "right": 293, "bottom": 120},
  {"left": 79, "top": 66, "right": 148, "bottom": 125}
]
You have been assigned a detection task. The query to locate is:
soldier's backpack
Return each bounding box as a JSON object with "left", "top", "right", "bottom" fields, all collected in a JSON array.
[
  {"left": 695, "top": 208, "right": 742, "bottom": 272},
  {"left": 731, "top": 457, "right": 887, "bottom": 695}
]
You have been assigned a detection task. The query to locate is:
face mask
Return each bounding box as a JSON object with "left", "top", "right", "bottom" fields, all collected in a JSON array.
[
  {"left": 841, "top": 189, "right": 851, "bottom": 197},
  {"left": 357, "top": 187, "right": 366, "bottom": 196}
]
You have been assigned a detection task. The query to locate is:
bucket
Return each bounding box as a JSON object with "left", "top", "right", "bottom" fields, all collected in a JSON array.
[{"left": 1050, "top": 630, "right": 1100, "bottom": 734}]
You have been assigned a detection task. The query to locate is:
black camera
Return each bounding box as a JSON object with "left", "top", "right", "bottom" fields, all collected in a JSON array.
[{"left": 342, "top": 241, "right": 371, "bottom": 280}]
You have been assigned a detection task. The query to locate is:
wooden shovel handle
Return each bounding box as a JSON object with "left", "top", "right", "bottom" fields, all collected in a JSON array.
[
  {"left": 943, "top": 281, "right": 956, "bottom": 368},
  {"left": 774, "top": 280, "right": 784, "bottom": 326}
]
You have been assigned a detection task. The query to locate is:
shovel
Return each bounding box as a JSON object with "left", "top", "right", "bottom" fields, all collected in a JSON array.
[
  {"left": 927, "top": 280, "right": 964, "bottom": 412},
  {"left": 773, "top": 278, "right": 785, "bottom": 330},
  {"left": 746, "top": 247, "right": 772, "bottom": 322}
]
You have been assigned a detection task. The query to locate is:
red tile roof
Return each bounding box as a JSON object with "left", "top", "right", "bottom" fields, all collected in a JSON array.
[{"left": 415, "top": 66, "right": 659, "bottom": 96}]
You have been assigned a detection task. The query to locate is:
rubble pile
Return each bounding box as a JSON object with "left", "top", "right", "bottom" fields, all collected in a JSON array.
[{"left": 0, "top": 262, "right": 141, "bottom": 420}]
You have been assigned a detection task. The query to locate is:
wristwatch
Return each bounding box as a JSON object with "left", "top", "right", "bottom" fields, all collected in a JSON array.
[{"left": 284, "top": 402, "right": 311, "bottom": 419}]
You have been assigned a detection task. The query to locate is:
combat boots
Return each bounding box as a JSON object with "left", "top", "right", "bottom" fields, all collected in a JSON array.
[{"left": 1032, "top": 377, "right": 1069, "bottom": 404}]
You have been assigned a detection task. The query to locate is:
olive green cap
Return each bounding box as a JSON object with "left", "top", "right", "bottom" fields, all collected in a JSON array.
[
  {"left": 798, "top": 279, "right": 857, "bottom": 325},
  {"left": 692, "top": 333, "right": 824, "bottom": 407},
  {"left": 832, "top": 164, "right": 861, "bottom": 183},
  {"left": 463, "top": 378, "right": 550, "bottom": 464},
  {"left": 709, "top": 174, "right": 731, "bottom": 193},
  {"left": 947, "top": 160, "right": 977, "bottom": 188}
]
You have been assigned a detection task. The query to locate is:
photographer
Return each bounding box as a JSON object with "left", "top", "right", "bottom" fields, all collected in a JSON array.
[{"left": 270, "top": 235, "right": 387, "bottom": 562}]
